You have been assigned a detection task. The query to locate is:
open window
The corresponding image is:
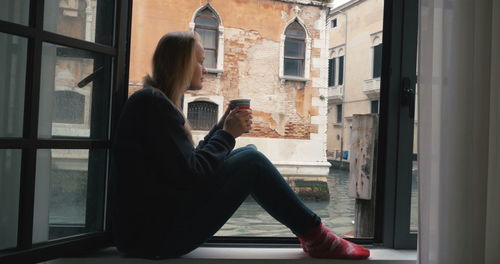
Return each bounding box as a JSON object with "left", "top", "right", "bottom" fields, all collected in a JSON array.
[
  {"left": 0, "top": 0, "right": 132, "bottom": 262},
  {"left": 0, "top": 0, "right": 420, "bottom": 262}
]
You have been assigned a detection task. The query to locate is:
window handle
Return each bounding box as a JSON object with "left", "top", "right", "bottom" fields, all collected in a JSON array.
[
  {"left": 402, "top": 77, "right": 416, "bottom": 119},
  {"left": 77, "top": 66, "right": 104, "bottom": 88}
]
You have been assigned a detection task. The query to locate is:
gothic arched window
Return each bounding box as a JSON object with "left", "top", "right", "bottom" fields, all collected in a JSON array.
[
  {"left": 194, "top": 7, "right": 219, "bottom": 69},
  {"left": 284, "top": 20, "right": 306, "bottom": 77}
]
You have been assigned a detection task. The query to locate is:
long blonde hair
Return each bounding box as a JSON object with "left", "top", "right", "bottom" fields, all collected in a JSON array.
[{"left": 143, "top": 31, "right": 199, "bottom": 144}]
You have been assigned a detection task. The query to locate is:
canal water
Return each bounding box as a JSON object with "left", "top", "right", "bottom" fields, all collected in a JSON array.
[{"left": 216, "top": 166, "right": 419, "bottom": 237}]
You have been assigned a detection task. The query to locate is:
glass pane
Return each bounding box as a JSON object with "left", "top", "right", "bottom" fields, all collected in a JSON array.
[
  {"left": 410, "top": 85, "right": 418, "bottom": 233},
  {"left": 284, "top": 39, "right": 304, "bottom": 58},
  {"left": 0, "top": 0, "right": 30, "bottom": 25},
  {"left": 43, "top": 0, "right": 114, "bottom": 45},
  {"left": 325, "top": 1, "right": 385, "bottom": 239},
  {"left": 0, "top": 33, "right": 27, "bottom": 138},
  {"left": 195, "top": 28, "right": 217, "bottom": 50},
  {"left": 0, "top": 149, "right": 22, "bottom": 250},
  {"left": 204, "top": 49, "right": 217, "bottom": 69},
  {"left": 129, "top": 0, "right": 384, "bottom": 239},
  {"left": 38, "top": 43, "right": 112, "bottom": 139},
  {"left": 33, "top": 149, "right": 107, "bottom": 243},
  {"left": 284, "top": 59, "right": 302, "bottom": 77},
  {"left": 285, "top": 21, "right": 306, "bottom": 38},
  {"left": 195, "top": 9, "right": 218, "bottom": 27}
]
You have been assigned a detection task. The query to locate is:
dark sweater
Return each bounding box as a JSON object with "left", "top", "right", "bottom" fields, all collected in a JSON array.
[{"left": 110, "top": 87, "right": 235, "bottom": 255}]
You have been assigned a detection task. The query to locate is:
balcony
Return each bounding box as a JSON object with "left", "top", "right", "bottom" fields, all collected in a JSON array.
[
  {"left": 327, "top": 85, "right": 344, "bottom": 102},
  {"left": 363, "top": 77, "right": 381, "bottom": 99}
]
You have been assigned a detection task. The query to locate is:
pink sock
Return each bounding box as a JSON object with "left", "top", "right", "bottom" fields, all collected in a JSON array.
[{"left": 297, "top": 223, "right": 370, "bottom": 259}]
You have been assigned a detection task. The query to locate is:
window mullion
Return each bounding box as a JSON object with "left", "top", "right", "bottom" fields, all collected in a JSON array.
[{"left": 16, "top": 0, "right": 45, "bottom": 250}]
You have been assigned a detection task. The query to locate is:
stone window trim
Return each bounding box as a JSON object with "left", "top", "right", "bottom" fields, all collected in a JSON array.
[
  {"left": 328, "top": 45, "right": 346, "bottom": 89},
  {"left": 189, "top": 4, "right": 225, "bottom": 78},
  {"left": 279, "top": 17, "right": 312, "bottom": 83},
  {"left": 182, "top": 94, "right": 224, "bottom": 131}
]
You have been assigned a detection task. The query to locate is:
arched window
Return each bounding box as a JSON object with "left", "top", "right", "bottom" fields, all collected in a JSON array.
[
  {"left": 53, "top": 90, "right": 85, "bottom": 124},
  {"left": 284, "top": 20, "right": 306, "bottom": 77},
  {"left": 194, "top": 7, "right": 219, "bottom": 69},
  {"left": 187, "top": 101, "right": 218, "bottom": 130}
]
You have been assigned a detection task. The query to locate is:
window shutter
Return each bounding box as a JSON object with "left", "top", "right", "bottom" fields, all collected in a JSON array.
[
  {"left": 338, "top": 56, "right": 344, "bottom": 85},
  {"left": 328, "top": 58, "right": 335, "bottom": 86},
  {"left": 337, "top": 104, "right": 343, "bottom": 123},
  {"left": 373, "top": 44, "right": 382, "bottom": 78},
  {"left": 371, "top": 100, "right": 379, "bottom": 114}
]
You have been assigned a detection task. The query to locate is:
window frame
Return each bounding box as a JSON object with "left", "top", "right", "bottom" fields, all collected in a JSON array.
[
  {"left": 336, "top": 104, "right": 343, "bottom": 124},
  {"left": 190, "top": 4, "right": 224, "bottom": 76},
  {"left": 374, "top": 0, "right": 418, "bottom": 249},
  {"left": 283, "top": 21, "right": 306, "bottom": 77},
  {"left": 194, "top": 8, "right": 219, "bottom": 70},
  {"left": 279, "top": 18, "right": 311, "bottom": 82},
  {"left": 0, "top": 0, "right": 420, "bottom": 261},
  {"left": 0, "top": 0, "right": 132, "bottom": 262},
  {"left": 328, "top": 46, "right": 345, "bottom": 88}
]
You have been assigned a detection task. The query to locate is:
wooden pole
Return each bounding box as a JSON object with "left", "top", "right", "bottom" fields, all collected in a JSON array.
[{"left": 347, "top": 114, "right": 378, "bottom": 237}]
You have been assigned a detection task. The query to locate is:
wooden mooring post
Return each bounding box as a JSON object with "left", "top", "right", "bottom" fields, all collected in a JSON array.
[{"left": 348, "top": 114, "right": 378, "bottom": 237}]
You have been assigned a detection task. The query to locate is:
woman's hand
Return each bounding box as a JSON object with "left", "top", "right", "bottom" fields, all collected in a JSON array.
[
  {"left": 223, "top": 107, "right": 253, "bottom": 138},
  {"left": 217, "top": 106, "right": 232, "bottom": 128}
]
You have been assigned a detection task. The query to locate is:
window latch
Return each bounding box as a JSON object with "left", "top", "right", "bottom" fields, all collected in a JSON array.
[{"left": 402, "top": 77, "right": 416, "bottom": 119}]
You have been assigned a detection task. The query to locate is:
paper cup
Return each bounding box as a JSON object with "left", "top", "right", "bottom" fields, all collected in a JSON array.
[
  {"left": 229, "top": 99, "right": 251, "bottom": 109},
  {"left": 229, "top": 99, "right": 251, "bottom": 133}
]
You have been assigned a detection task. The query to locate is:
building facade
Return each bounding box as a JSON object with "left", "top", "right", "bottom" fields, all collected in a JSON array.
[
  {"left": 326, "top": 0, "right": 384, "bottom": 161},
  {"left": 326, "top": 0, "right": 418, "bottom": 162},
  {"left": 129, "top": 0, "right": 332, "bottom": 178}
]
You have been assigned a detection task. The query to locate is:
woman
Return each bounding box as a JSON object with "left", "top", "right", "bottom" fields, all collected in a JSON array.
[{"left": 111, "top": 31, "right": 370, "bottom": 260}]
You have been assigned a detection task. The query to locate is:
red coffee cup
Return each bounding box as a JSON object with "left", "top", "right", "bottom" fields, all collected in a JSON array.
[
  {"left": 229, "top": 99, "right": 251, "bottom": 110},
  {"left": 229, "top": 99, "right": 251, "bottom": 133}
]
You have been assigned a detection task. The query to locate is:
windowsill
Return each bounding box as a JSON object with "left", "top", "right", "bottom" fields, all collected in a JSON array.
[
  {"left": 279, "top": 75, "right": 310, "bottom": 82},
  {"left": 333, "top": 123, "right": 343, "bottom": 127},
  {"left": 206, "top": 68, "right": 224, "bottom": 74},
  {"left": 46, "top": 246, "right": 417, "bottom": 264}
]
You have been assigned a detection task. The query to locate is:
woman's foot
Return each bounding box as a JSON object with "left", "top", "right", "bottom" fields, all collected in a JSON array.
[{"left": 297, "top": 223, "right": 370, "bottom": 259}]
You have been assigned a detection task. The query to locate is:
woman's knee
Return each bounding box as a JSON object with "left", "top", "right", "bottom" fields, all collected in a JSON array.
[
  {"left": 225, "top": 147, "right": 267, "bottom": 167},
  {"left": 230, "top": 144, "right": 257, "bottom": 155},
  {"left": 236, "top": 148, "right": 269, "bottom": 165}
]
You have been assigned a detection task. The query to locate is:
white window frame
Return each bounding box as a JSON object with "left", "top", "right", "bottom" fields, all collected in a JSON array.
[
  {"left": 279, "top": 17, "right": 311, "bottom": 82},
  {"left": 189, "top": 4, "right": 224, "bottom": 77}
]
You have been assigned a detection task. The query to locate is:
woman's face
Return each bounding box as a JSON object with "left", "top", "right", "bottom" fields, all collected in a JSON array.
[{"left": 189, "top": 42, "right": 206, "bottom": 90}]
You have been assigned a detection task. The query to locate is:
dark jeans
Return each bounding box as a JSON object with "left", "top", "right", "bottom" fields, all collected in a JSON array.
[{"left": 160, "top": 146, "right": 321, "bottom": 258}]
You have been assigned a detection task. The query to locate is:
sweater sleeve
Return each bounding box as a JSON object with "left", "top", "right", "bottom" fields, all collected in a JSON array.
[
  {"left": 196, "top": 124, "right": 223, "bottom": 150},
  {"left": 149, "top": 90, "right": 235, "bottom": 184}
]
